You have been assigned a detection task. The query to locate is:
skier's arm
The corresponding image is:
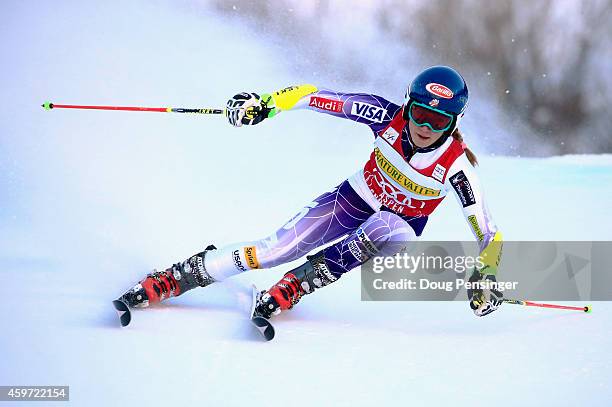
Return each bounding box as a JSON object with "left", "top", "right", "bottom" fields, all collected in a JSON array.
[
  {"left": 270, "top": 85, "right": 400, "bottom": 125},
  {"left": 445, "top": 155, "right": 504, "bottom": 316},
  {"left": 445, "top": 155, "right": 502, "bottom": 267},
  {"left": 226, "top": 85, "right": 400, "bottom": 129}
]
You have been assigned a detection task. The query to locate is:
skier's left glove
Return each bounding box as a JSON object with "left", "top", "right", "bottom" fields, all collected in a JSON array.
[
  {"left": 225, "top": 92, "right": 276, "bottom": 127},
  {"left": 467, "top": 267, "right": 503, "bottom": 317}
]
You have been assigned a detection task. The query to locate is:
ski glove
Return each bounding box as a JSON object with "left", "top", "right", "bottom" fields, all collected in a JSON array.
[
  {"left": 467, "top": 267, "right": 503, "bottom": 317},
  {"left": 225, "top": 92, "right": 275, "bottom": 127}
]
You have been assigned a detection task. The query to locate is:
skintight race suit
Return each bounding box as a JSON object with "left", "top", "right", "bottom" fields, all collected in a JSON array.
[{"left": 119, "top": 84, "right": 503, "bottom": 319}]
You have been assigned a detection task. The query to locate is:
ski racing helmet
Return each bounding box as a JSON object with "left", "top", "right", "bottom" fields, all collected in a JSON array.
[{"left": 403, "top": 65, "right": 469, "bottom": 135}]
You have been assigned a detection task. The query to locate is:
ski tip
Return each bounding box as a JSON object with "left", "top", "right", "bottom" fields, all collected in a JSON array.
[
  {"left": 112, "top": 299, "right": 132, "bottom": 327},
  {"left": 584, "top": 305, "right": 592, "bottom": 313},
  {"left": 251, "top": 316, "right": 275, "bottom": 341},
  {"left": 249, "top": 284, "right": 275, "bottom": 341},
  {"left": 42, "top": 101, "right": 54, "bottom": 110}
]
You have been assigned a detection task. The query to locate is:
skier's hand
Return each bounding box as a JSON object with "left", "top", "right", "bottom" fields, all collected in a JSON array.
[
  {"left": 226, "top": 92, "right": 270, "bottom": 127},
  {"left": 467, "top": 268, "right": 503, "bottom": 317}
]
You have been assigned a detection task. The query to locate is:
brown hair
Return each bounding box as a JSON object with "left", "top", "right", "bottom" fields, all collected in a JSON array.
[{"left": 452, "top": 128, "right": 478, "bottom": 166}]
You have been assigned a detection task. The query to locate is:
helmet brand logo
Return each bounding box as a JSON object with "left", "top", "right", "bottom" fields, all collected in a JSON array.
[
  {"left": 426, "top": 83, "right": 454, "bottom": 99},
  {"left": 429, "top": 99, "right": 440, "bottom": 107}
]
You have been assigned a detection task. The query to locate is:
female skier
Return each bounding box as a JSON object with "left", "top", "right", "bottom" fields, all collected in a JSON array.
[{"left": 116, "top": 65, "right": 503, "bottom": 321}]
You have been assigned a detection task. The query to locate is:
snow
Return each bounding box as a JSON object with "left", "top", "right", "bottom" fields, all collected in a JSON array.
[{"left": 1, "top": 1, "right": 611, "bottom": 406}]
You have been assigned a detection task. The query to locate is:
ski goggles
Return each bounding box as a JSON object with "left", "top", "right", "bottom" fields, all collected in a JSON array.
[{"left": 404, "top": 101, "right": 455, "bottom": 133}]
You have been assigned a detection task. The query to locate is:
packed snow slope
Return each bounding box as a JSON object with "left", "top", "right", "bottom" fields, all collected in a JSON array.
[{"left": 1, "top": 1, "right": 611, "bottom": 406}]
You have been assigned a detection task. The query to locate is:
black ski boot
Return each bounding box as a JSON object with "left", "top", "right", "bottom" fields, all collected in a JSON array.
[
  {"left": 117, "top": 244, "right": 217, "bottom": 308},
  {"left": 253, "top": 289, "right": 283, "bottom": 319}
]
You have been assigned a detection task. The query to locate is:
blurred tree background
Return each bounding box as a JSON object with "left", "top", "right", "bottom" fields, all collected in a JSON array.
[{"left": 207, "top": 0, "right": 611, "bottom": 155}]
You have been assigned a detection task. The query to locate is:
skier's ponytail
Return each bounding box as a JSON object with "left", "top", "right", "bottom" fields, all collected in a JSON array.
[{"left": 452, "top": 128, "right": 478, "bottom": 167}]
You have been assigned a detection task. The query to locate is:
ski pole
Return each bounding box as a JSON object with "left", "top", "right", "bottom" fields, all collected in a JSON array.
[
  {"left": 41, "top": 101, "right": 226, "bottom": 115},
  {"left": 503, "top": 299, "right": 592, "bottom": 313}
]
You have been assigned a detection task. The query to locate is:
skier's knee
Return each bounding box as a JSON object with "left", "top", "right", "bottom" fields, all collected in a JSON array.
[
  {"left": 363, "top": 211, "right": 412, "bottom": 243},
  {"left": 356, "top": 211, "right": 415, "bottom": 257}
]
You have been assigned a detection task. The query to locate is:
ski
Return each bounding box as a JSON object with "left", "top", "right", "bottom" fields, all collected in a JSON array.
[
  {"left": 250, "top": 285, "right": 275, "bottom": 341},
  {"left": 112, "top": 298, "right": 132, "bottom": 327}
]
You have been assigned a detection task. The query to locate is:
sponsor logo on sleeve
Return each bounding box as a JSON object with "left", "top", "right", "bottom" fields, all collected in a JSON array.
[
  {"left": 425, "top": 83, "right": 454, "bottom": 99},
  {"left": 232, "top": 249, "right": 247, "bottom": 272},
  {"left": 350, "top": 101, "right": 387, "bottom": 123},
  {"left": 467, "top": 215, "right": 484, "bottom": 242},
  {"left": 309, "top": 96, "right": 344, "bottom": 113},
  {"left": 432, "top": 163, "right": 447, "bottom": 182},
  {"left": 449, "top": 170, "right": 476, "bottom": 207},
  {"left": 276, "top": 85, "right": 297, "bottom": 95},
  {"left": 244, "top": 246, "right": 260, "bottom": 269}
]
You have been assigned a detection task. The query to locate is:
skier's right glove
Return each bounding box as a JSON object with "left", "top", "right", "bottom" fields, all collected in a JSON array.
[
  {"left": 467, "top": 267, "right": 503, "bottom": 317},
  {"left": 225, "top": 92, "right": 275, "bottom": 127}
]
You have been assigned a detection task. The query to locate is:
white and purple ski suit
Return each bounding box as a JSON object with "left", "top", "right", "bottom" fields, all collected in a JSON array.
[{"left": 205, "top": 87, "right": 501, "bottom": 284}]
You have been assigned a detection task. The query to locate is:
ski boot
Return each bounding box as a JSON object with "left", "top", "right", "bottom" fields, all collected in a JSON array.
[
  {"left": 117, "top": 244, "right": 217, "bottom": 309},
  {"left": 253, "top": 274, "right": 300, "bottom": 319},
  {"left": 254, "top": 253, "right": 338, "bottom": 318}
]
